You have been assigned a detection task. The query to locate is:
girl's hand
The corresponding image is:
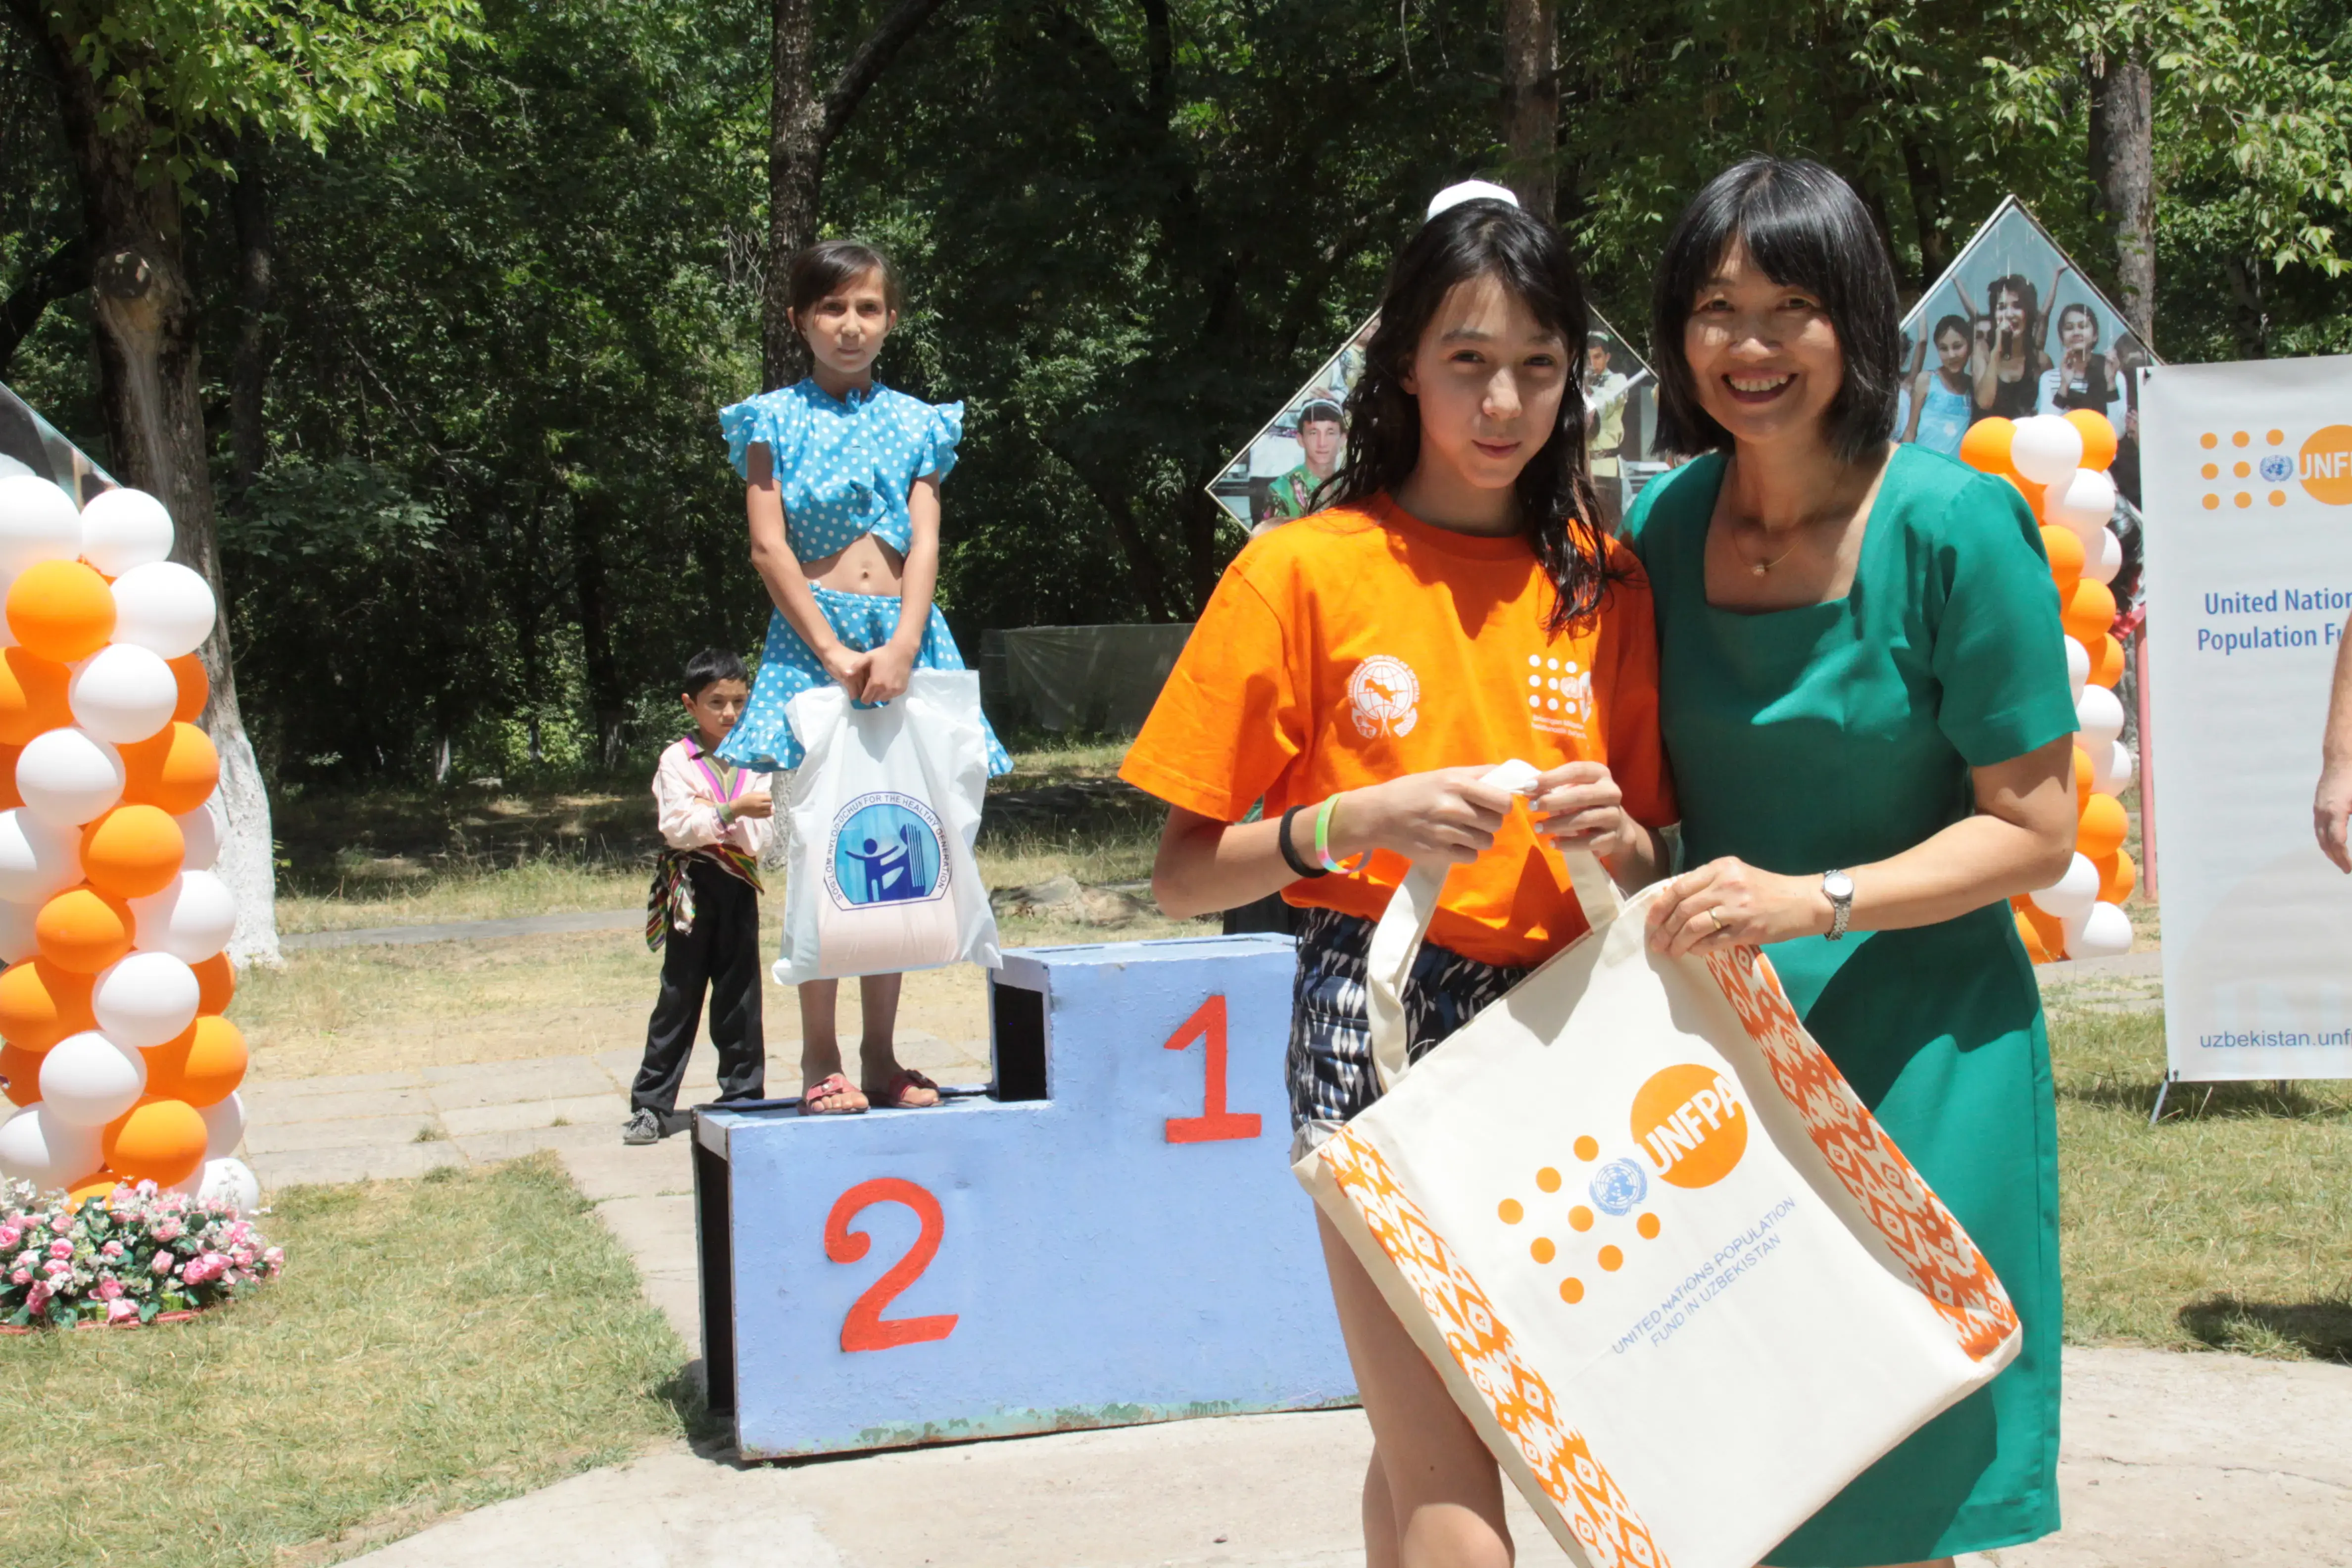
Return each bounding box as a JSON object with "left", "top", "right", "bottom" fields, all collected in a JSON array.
[
  {"left": 862, "top": 642, "right": 917, "bottom": 704},
  {"left": 1332, "top": 766, "right": 1516, "bottom": 865},
  {"left": 820, "top": 643, "right": 870, "bottom": 699},
  {"left": 1528, "top": 762, "right": 1642, "bottom": 862},
  {"left": 1647, "top": 857, "right": 1832, "bottom": 957}
]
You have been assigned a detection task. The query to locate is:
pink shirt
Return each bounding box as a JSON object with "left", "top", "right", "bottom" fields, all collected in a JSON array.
[{"left": 653, "top": 736, "right": 772, "bottom": 856}]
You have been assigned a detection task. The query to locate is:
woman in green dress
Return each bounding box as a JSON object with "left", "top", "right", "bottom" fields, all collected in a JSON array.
[{"left": 1624, "top": 158, "right": 2080, "bottom": 1566}]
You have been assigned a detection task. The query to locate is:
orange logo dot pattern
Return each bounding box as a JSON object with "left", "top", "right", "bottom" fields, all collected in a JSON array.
[{"left": 1495, "top": 1129, "right": 1666, "bottom": 1308}]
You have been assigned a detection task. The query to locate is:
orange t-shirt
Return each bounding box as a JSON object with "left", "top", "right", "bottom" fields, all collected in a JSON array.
[{"left": 1120, "top": 494, "right": 1676, "bottom": 968}]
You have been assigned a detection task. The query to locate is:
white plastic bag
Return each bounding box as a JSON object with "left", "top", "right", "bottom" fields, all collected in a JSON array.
[{"left": 776, "top": 670, "right": 1000, "bottom": 985}]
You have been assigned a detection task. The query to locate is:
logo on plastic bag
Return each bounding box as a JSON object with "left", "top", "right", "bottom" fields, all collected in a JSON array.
[{"left": 825, "top": 792, "right": 950, "bottom": 909}]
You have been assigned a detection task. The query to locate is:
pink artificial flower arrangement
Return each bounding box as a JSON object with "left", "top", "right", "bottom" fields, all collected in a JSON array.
[{"left": 0, "top": 1178, "right": 283, "bottom": 1330}]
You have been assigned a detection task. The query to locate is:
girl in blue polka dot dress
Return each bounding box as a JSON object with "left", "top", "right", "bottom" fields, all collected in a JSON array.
[{"left": 717, "top": 238, "right": 1012, "bottom": 1115}]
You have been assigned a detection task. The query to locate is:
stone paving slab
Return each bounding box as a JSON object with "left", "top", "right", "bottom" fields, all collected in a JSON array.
[
  {"left": 238, "top": 1085, "right": 440, "bottom": 1125},
  {"left": 243, "top": 1112, "right": 441, "bottom": 1156},
  {"left": 247, "top": 1142, "right": 464, "bottom": 1186},
  {"left": 241, "top": 1070, "right": 429, "bottom": 1108},
  {"left": 450, "top": 1121, "right": 646, "bottom": 1165},
  {"left": 561, "top": 1139, "right": 694, "bottom": 1203},
  {"left": 440, "top": 1093, "right": 630, "bottom": 1138},
  {"left": 424, "top": 1056, "right": 621, "bottom": 1108}
]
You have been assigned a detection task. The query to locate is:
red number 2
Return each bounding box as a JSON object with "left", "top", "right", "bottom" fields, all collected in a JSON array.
[
  {"left": 824, "top": 1177, "right": 959, "bottom": 1352},
  {"left": 1163, "top": 995, "right": 1263, "bottom": 1143}
]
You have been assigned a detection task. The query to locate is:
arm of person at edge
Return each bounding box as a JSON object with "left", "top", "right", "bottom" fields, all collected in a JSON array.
[
  {"left": 1150, "top": 762, "right": 1667, "bottom": 922},
  {"left": 1647, "top": 736, "right": 2077, "bottom": 958},
  {"left": 2313, "top": 632, "right": 2352, "bottom": 872},
  {"left": 744, "top": 443, "right": 872, "bottom": 701},
  {"left": 861, "top": 474, "right": 940, "bottom": 705}
]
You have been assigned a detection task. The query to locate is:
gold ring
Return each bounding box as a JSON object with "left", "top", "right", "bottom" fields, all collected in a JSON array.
[{"left": 1701, "top": 910, "right": 1722, "bottom": 936}]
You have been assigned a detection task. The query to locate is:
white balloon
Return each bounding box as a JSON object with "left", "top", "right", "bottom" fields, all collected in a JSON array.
[
  {"left": 193, "top": 1156, "right": 259, "bottom": 1212},
  {"left": 2087, "top": 526, "right": 2124, "bottom": 586},
  {"left": 0, "top": 1104, "right": 101, "bottom": 1188},
  {"left": 2064, "top": 636, "right": 2090, "bottom": 702},
  {"left": 2011, "top": 416, "right": 2086, "bottom": 487},
  {"left": 129, "top": 870, "right": 236, "bottom": 962},
  {"left": 2105, "top": 739, "right": 2137, "bottom": 793},
  {"left": 0, "top": 895, "right": 35, "bottom": 964},
  {"left": 0, "top": 474, "right": 82, "bottom": 574},
  {"left": 2065, "top": 900, "right": 2134, "bottom": 960},
  {"left": 15, "top": 726, "right": 123, "bottom": 826},
  {"left": 107, "top": 561, "right": 214, "bottom": 659},
  {"left": 198, "top": 1091, "right": 244, "bottom": 1158},
  {"left": 66, "top": 642, "right": 177, "bottom": 745},
  {"left": 91, "top": 950, "right": 200, "bottom": 1048},
  {"left": 2030, "top": 851, "right": 2102, "bottom": 920},
  {"left": 175, "top": 803, "right": 220, "bottom": 871},
  {"left": 2075, "top": 684, "right": 2126, "bottom": 750},
  {"left": 2044, "top": 467, "right": 2117, "bottom": 538},
  {"left": 0, "top": 807, "right": 80, "bottom": 902},
  {"left": 76, "top": 487, "right": 174, "bottom": 578},
  {"left": 38, "top": 1030, "right": 146, "bottom": 1127}
]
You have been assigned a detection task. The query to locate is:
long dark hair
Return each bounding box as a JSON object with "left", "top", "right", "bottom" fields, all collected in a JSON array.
[{"left": 1319, "top": 197, "right": 1608, "bottom": 637}]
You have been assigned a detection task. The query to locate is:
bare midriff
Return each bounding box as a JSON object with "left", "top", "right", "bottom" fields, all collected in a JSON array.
[{"left": 802, "top": 532, "right": 905, "bottom": 595}]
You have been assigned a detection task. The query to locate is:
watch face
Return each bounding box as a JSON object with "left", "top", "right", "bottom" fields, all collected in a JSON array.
[{"left": 1823, "top": 871, "right": 1854, "bottom": 900}]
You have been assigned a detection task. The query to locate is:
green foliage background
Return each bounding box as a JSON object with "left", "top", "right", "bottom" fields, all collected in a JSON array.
[{"left": 2, "top": 0, "right": 2347, "bottom": 789}]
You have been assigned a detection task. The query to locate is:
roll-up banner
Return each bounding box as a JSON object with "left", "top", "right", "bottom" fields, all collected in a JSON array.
[{"left": 2142, "top": 353, "right": 2352, "bottom": 1088}]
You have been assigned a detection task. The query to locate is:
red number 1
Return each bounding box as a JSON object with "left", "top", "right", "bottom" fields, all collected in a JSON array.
[
  {"left": 1164, "top": 995, "right": 1262, "bottom": 1143},
  {"left": 825, "top": 1177, "right": 959, "bottom": 1352}
]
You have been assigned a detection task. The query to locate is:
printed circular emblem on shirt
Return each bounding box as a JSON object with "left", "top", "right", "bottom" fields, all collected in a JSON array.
[
  {"left": 1348, "top": 655, "right": 1420, "bottom": 738},
  {"left": 1588, "top": 1157, "right": 1648, "bottom": 1216},
  {"left": 825, "top": 791, "right": 950, "bottom": 909}
]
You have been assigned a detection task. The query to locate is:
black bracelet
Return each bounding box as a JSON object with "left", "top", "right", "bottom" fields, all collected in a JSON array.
[{"left": 1277, "top": 804, "right": 1327, "bottom": 880}]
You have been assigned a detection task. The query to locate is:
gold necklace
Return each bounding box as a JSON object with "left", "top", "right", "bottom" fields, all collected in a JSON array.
[{"left": 1736, "top": 527, "right": 1801, "bottom": 576}]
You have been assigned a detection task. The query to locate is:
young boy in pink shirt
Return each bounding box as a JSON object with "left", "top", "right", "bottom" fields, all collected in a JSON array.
[{"left": 626, "top": 650, "right": 775, "bottom": 1144}]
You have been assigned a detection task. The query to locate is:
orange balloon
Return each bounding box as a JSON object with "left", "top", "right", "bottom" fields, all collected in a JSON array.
[
  {"left": 1959, "top": 417, "right": 2017, "bottom": 476},
  {"left": 168, "top": 653, "right": 209, "bottom": 724},
  {"left": 0, "top": 958, "right": 95, "bottom": 1050},
  {"left": 2086, "top": 632, "right": 2126, "bottom": 689},
  {"left": 79, "top": 804, "right": 185, "bottom": 899},
  {"left": 0, "top": 742, "right": 17, "bottom": 810},
  {"left": 143, "top": 1015, "right": 245, "bottom": 1107},
  {"left": 1, "top": 1040, "right": 40, "bottom": 1105},
  {"left": 2073, "top": 745, "right": 2094, "bottom": 808},
  {"left": 2016, "top": 898, "right": 2067, "bottom": 963},
  {"left": 102, "top": 1096, "right": 208, "bottom": 1187},
  {"left": 6, "top": 559, "right": 117, "bottom": 663},
  {"left": 2004, "top": 472, "right": 2046, "bottom": 516},
  {"left": 2062, "top": 577, "right": 2118, "bottom": 642},
  {"left": 119, "top": 722, "right": 219, "bottom": 815},
  {"left": 2064, "top": 408, "right": 2119, "bottom": 472},
  {"left": 34, "top": 885, "right": 136, "bottom": 974},
  {"left": 2095, "top": 847, "right": 2138, "bottom": 904},
  {"left": 0, "top": 646, "right": 70, "bottom": 746},
  {"left": 66, "top": 1170, "right": 118, "bottom": 1203},
  {"left": 2013, "top": 905, "right": 2051, "bottom": 963},
  {"left": 2040, "top": 526, "right": 2085, "bottom": 593},
  {"left": 190, "top": 951, "right": 235, "bottom": 1015},
  {"left": 2078, "top": 792, "right": 2129, "bottom": 860}
]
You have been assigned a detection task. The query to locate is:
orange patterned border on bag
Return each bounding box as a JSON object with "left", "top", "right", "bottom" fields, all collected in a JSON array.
[
  {"left": 1702, "top": 946, "right": 2019, "bottom": 1362},
  {"left": 1321, "top": 1131, "right": 1668, "bottom": 1568}
]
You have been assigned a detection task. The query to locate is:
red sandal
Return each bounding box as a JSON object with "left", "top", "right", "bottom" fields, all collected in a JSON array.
[
  {"left": 865, "top": 1068, "right": 941, "bottom": 1109},
  {"left": 799, "top": 1073, "right": 869, "bottom": 1115}
]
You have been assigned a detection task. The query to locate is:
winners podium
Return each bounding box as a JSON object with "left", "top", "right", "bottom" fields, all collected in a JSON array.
[{"left": 692, "top": 934, "right": 1356, "bottom": 1459}]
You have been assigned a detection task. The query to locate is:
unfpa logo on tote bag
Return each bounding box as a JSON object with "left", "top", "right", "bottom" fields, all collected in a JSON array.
[{"left": 824, "top": 792, "right": 950, "bottom": 910}]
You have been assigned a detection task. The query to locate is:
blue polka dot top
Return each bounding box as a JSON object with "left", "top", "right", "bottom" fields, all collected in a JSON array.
[{"left": 718, "top": 379, "right": 964, "bottom": 562}]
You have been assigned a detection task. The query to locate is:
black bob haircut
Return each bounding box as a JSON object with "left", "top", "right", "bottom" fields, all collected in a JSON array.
[
  {"left": 1323, "top": 196, "right": 1608, "bottom": 637},
  {"left": 1650, "top": 157, "right": 1902, "bottom": 464},
  {"left": 682, "top": 648, "right": 749, "bottom": 698}
]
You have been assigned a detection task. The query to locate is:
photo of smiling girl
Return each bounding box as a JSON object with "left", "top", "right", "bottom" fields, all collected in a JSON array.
[
  {"left": 1903, "top": 313, "right": 1976, "bottom": 456},
  {"left": 2037, "top": 290, "right": 2124, "bottom": 427}
]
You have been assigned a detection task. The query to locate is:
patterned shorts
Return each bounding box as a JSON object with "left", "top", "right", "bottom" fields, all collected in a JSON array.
[{"left": 1287, "top": 905, "right": 1527, "bottom": 1160}]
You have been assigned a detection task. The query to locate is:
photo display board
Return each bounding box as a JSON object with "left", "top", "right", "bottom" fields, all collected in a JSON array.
[
  {"left": 1207, "top": 309, "right": 1661, "bottom": 533},
  {"left": 0, "top": 380, "right": 111, "bottom": 503},
  {"left": 2143, "top": 354, "right": 2352, "bottom": 1085}
]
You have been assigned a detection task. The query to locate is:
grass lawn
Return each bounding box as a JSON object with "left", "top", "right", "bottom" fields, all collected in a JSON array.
[
  {"left": 0, "top": 1156, "right": 692, "bottom": 1568},
  {"left": 2052, "top": 1003, "right": 2352, "bottom": 1360}
]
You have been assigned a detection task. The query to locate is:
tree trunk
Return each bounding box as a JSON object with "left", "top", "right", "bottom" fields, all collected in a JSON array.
[
  {"left": 570, "top": 488, "right": 626, "bottom": 768},
  {"left": 1498, "top": 0, "right": 1557, "bottom": 218},
  {"left": 39, "top": 35, "right": 281, "bottom": 965},
  {"left": 2088, "top": 53, "right": 2156, "bottom": 348},
  {"left": 762, "top": 0, "right": 822, "bottom": 390},
  {"left": 228, "top": 137, "right": 274, "bottom": 498}
]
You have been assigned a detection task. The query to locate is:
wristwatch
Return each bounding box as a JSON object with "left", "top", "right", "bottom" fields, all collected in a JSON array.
[{"left": 1821, "top": 870, "right": 1854, "bottom": 941}]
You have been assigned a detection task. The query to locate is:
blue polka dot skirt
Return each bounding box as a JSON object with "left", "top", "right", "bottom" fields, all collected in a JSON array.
[{"left": 718, "top": 586, "right": 1014, "bottom": 776}]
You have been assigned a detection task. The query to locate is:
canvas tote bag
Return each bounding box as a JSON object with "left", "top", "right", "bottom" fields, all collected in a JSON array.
[
  {"left": 776, "top": 670, "right": 1000, "bottom": 985},
  {"left": 1295, "top": 762, "right": 2022, "bottom": 1568}
]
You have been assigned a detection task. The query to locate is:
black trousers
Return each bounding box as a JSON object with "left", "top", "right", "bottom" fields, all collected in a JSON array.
[{"left": 634, "top": 861, "right": 767, "bottom": 1113}]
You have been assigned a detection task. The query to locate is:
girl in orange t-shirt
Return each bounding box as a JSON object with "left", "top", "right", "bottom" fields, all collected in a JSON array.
[{"left": 1121, "top": 187, "right": 1676, "bottom": 1568}]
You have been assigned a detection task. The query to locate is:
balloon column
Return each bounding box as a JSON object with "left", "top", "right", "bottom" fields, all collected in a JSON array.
[
  {"left": 1957, "top": 411, "right": 2138, "bottom": 963},
  {"left": 0, "top": 477, "right": 253, "bottom": 1206}
]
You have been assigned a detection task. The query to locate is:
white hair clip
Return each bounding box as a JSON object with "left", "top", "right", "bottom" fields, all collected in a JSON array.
[{"left": 1425, "top": 180, "right": 1520, "bottom": 222}]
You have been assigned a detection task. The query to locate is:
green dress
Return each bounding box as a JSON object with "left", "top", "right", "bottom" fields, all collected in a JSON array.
[{"left": 1624, "top": 444, "right": 2072, "bottom": 1566}]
